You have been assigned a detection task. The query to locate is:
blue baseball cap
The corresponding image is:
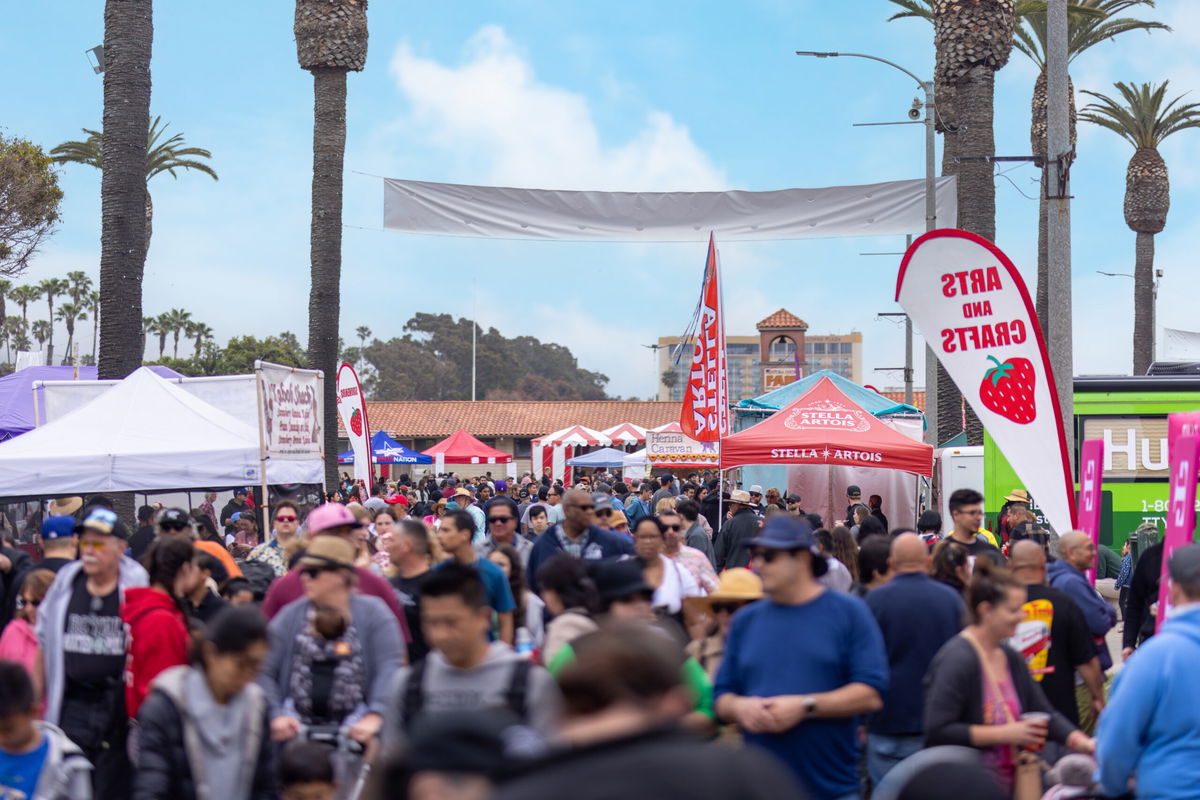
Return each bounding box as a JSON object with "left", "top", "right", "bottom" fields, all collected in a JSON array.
[{"left": 41, "top": 515, "right": 78, "bottom": 540}]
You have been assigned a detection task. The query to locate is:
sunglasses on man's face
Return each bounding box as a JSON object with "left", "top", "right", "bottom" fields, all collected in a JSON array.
[
  {"left": 300, "top": 566, "right": 338, "bottom": 580},
  {"left": 570, "top": 504, "right": 594, "bottom": 512},
  {"left": 750, "top": 549, "right": 789, "bottom": 563},
  {"left": 711, "top": 602, "right": 744, "bottom": 614},
  {"left": 487, "top": 516, "right": 515, "bottom": 524},
  {"left": 596, "top": 508, "right": 613, "bottom": 517}
]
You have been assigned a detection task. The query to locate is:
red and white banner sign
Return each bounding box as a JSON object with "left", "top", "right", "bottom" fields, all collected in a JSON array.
[
  {"left": 680, "top": 233, "right": 728, "bottom": 442},
  {"left": 1158, "top": 432, "right": 1200, "bottom": 632},
  {"left": 336, "top": 363, "right": 373, "bottom": 481},
  {"left": 1078, "top": 439, "right": 1104, "bottom": 585},
  {"left": 896, "top": 230, "right": 1076, "bottom": 533}
]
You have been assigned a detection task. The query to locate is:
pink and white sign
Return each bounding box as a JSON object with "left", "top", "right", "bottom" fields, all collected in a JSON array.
[
  {"left": 1158, "top": 432, "right": 1200, "bottom": 632},
  {"left": 896, "top": 230, "right": 1075, "bottom": 534},
  {"left": 1078, "top": 439, "right": 1105, "bottom": 585},
  {"left": 336, "top": 363, "right": 373, "bottom": 482}
]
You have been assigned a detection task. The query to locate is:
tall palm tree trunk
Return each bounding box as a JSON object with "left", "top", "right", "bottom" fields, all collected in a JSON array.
[
  {"left": 1133, "top": 231, "right": 1154, "bottom": 373},
  {"left": 98, "top": 0, "right": 152, "bottom": 381},
  {"left": 308, "top": 68, "right": 347, "bottom": 487}
]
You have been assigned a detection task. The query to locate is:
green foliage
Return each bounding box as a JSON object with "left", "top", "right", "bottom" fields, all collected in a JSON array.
[
  {"left": 50, "top": 116, "right": 218, "bottom": 182},
  {"left": 1080, "top": 80, "right": 1200, "bottom": 149},
  {"left": 361, "top": 313, "right": 608, "bottom": 401},
  {"left": 1014, "top": 0, "right": 1166, "bottom": 69},
  {"left": 0, "top": 135, "right": 63, "bottom": 276},
  {"left": 144, "top": 332, "right": 306, "bottom": 377}
]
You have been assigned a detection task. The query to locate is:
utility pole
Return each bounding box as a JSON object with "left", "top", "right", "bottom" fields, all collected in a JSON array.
[
  {"left": 876, "top": 312, "right": 914, "bottom": 405},
  {"left": 1046, "top": 0, "right": 1074, "bottom": 470}
]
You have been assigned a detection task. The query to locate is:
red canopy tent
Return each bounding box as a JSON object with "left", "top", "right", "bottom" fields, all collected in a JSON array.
[
  {"left": 423, "top": 429, "right": 513, "bottom": 467},
  {"left": 721, "top": 377, "right": 933, "bottom": 476}
]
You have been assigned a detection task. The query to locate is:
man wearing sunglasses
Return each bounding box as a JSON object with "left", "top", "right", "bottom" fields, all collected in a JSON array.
[
  {"left": 714, "top": 515, "right": 888, "bottom": 800},
  {"left": 36, "top": 508, "right": 149, "bottom": 799},
  {"left": 246, "top": 500, "right": 303, "bottom": 578},
  {"left": 475, "top": 496, "right": 532, "bottom": 570},
  {"left": 525, "top": 489, "right": 634, "bottom": 594}
]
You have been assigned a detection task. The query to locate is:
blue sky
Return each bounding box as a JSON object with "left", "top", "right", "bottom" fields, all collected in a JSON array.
[{"left": 5, "top": 1, "right": 1198, "bottom": 399}]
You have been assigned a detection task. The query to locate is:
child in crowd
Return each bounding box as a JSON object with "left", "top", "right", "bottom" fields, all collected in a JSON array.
[
  {"left": 279, "top": 740, "right": 337, "bottom": 800},
  {"left": 0, "top": 659, "right": 93, "bottom": 800}
]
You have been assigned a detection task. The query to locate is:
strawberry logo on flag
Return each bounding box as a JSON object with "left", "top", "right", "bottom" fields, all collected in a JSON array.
[
  {"left": 980, "top": 355, "right": 1036, "bottom": 424},
  {"left": 349, "top": 407, "right": 363, "bottom": 436}
]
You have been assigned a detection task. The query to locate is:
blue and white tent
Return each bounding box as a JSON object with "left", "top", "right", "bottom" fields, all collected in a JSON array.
[{"left": 339, "top": 430, "right": 432, "bottom": 465}]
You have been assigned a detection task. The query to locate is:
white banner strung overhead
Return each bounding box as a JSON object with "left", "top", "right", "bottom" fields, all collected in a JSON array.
[{"left": 382, "top": 176, "right": 957, "bottom": 241}]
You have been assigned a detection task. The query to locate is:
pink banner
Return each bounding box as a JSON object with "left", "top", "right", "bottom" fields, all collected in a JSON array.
[
  {"left": 1169, "top": 411, "right": 1200, "bottom": 454},
  {"left": 1078, "top": 439, "right": 1104, "bottom": 586},
  {"left": 1157, "top": 432, "right": 1200, "bottom": 633}
]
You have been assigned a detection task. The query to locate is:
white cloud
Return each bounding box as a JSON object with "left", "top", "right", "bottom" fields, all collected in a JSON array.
[{"left": 387, "top": 25, "right": 725, "bottom": 191}]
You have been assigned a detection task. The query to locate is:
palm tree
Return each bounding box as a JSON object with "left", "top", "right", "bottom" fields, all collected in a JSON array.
[
  {"left": 150, "top": 312, "right": 171, "bottom": 360},
  {"left": 164, "top": 307, "right": 191, "bottom": 358},
  {"left": 296, "top": 0, "right": 369, "bottom": 485},
  {"left": 64, "top": 270, "right": 94, "bottom": 307},
  {"left": 54, "top": 302, "right": 87, "bottom": 364},
  {"left": 37, "top": 277, "right": 66, "bottom": 364},
  {"left": 0, "top": 281, "right": 9, "bottom": 335},
  {"left": 888, "top": 0, "right": 1016, "bottom": 445},
  {"left": 52, "top": 117, "right": 218, "bottom": 260},
  {"left": 8, "top": 285, "right": 40, "bottom": 327},
  {"left": 97, "top": 0, "right": 152, "bottom": 383},
  {"left": 356, "top": 325, "right": 371, "bottom": 349},
  {"left": 85, "top": 289, "right": 100, "bottom": 362},
  {"left": 31, "top": 319, "right": 50, "bottom": 354},
  {"left": 186, "top": 320, "right": 213, "bottom": 358},
  {"left": 1013, "top": 1, "right": 1168, "bottom": 328},
  {"left": 1080, "top": 81, "right": 1200, "bottom": 374}
]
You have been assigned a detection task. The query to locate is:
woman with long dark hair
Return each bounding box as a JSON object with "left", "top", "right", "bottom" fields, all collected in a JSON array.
[
  {"left": 487, "top": 543, "right": 545, "bottom": 649},
  {"left": 133, "top": 606, "right": 276, "bottom": 800},
  {"left": 122, "top": 537, "right": 200, "bottom": 719},
  {"left": 537, "top": 554, "right": 600, "bottom": 666},
  {"left": 930, "top": 539, "right": 971, "bottom": 596}
]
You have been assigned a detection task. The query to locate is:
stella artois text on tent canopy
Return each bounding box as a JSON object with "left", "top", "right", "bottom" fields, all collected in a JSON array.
[
  {"left": 679, "top": 234, "right": 728, "bottom": 442},
  {"left": 896, "top": 230, "right": 1075, "bottom": 534}
]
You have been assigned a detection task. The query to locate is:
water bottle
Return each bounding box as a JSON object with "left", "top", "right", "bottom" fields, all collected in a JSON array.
[{"left": 515, "top": 627, "right": 534, "bottom": 659}]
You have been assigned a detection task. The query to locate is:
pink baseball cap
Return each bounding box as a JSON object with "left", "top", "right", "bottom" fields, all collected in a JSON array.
[{"left": 306, "top": 502, "right": 363, "bottom": 535}]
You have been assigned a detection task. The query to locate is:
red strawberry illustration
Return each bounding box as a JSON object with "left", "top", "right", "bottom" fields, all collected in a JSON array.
[
  {"left": 349, "top": 408, "right": 363, "bottom": 437},
  {"left": 979, "top": 355, "right": 1036, "bottom": 424}
]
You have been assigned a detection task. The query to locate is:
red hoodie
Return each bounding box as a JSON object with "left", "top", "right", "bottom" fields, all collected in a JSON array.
[{"left": 121, "top": 587, "right": 190, "bottom": 718}]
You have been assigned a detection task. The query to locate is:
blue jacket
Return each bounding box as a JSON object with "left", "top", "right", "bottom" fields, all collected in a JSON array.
[
  {"left": 1096, "top": 605, "right": 1200, "bottom": 799},
  {"left": 1047, "top": 559, "right": 1117, "bottom": 669},
  {"left": 526, "top": 524, "right": 635, "bottom": 592}
]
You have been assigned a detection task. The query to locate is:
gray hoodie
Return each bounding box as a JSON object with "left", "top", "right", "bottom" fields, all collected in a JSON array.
[
  {"left": 383, "top": 642, "right": 561, "bottom": 748},
  {"left": 21, "top": 721, "right": 93, "bottom": 800},
  {"left": 35, "top": 556, "right": 149, "bottom": 725}
]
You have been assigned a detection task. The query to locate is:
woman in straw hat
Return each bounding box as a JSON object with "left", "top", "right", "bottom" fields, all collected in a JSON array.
[{"left": 684, "top": 568, "right": 763, "bottom": 681}]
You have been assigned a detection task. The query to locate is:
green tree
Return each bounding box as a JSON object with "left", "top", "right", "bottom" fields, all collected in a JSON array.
[
  {"left": 1080, "top": 81, "right": 1200, "bottom": 374},
  {"left": 164, "top": 307, "right": 191, "bottom": 358},
  {"left": 0, "top": 281, "right": 9, "bottom": 340},
  {"left": 52, "top": 117, "right": 218, "bottom": 258},
  {"left": 54, "top": 301, "right": 87, "bottom": 363},
  {"left": 888, "top": 0, "right": 1017, "bottom": 445},
  {"left": 0, "top": 135, "right": 63, "bottom": 276},
  {"left": 295, "top": 0, "right": 369, "bottom": 485},
  {"left": 37, "top": 277, "right": 65, "bottom": 364},
  {"left": 31, "top": 319, "right": 50, "bottom": 352},
  {"left": 85, "top": 289, "right": 100, "bottom": 361},
  {"left": 1012, "top": 0, "right": 1168, "bottom": 329},
  {"left": 219, "top": 332, "right": 307, "bottom": 374},
  {"left": 64, "top": 270, "right": 94, "bottom": 307},
  {"left": 8, "top": 284, "right": 40, "bottom": 326},
  {"left": 96, "top": 0, "right": 153, "bottom": 383},
  {"left": 186, "top": 320, "right": 213, "bottom": 359}
]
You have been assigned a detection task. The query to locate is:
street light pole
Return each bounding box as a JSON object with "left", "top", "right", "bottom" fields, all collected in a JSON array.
[
  {"left": 1046, "top": 0, "right": 1074, "bottom": 468},
  {"left": 796, "top": 50, "right": 939, "bottom": 439}
]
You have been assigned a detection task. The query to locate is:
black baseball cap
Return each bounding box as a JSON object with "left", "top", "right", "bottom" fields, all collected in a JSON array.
[
  {"left": 159, "top": 508, "right": 191, "bottom": 530},
  {"left": 1168, "top": 543, "right": 1200, "bottom": 585}
]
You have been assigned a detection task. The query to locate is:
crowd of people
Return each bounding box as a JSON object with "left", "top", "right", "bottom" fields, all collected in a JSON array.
[{"left": 0, "top": 470, "right": 1194, "bottom": 800}]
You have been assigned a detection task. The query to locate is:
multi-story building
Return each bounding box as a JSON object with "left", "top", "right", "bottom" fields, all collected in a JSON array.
[{"left": 657, "top": 309, "right": 862, "bottom": 402}]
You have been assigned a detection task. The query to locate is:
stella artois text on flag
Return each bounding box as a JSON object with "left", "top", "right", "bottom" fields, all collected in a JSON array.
[{"left": 680, "top": 234, "right": 728, "bottom": 441}]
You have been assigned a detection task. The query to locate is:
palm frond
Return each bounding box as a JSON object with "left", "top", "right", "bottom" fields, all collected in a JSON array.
[
  {"left": 1080, "top": 80, "right": 1200, "bottom": 149},
  {"left": 885, "top": 0, "right": 932, "bottom": 22},
  {"left": 50, "top": 117, "right": 217, "bottom": 181}
]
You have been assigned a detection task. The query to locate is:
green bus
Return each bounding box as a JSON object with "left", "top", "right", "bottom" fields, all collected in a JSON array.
[{"left": 983, "top": 376, "right": 1200, "bottom": 548}]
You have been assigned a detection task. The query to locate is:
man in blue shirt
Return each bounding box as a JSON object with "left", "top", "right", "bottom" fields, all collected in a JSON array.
[
  {"left": 715, "top": 516, "right": 888, "bottom": 800},
  {"left": 864, "top": 533, "right": 965, "bottom": 784},
  {"left": 435, "top": 509, "right": 516, "bottom": 645},
  {"left": 526, "top": 489, "right": 634, "bottom": 593}
]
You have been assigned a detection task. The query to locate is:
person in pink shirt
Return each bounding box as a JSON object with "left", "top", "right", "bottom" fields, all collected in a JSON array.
[{"left": 0, "top": 568, "right": 55, "bottom": 676}]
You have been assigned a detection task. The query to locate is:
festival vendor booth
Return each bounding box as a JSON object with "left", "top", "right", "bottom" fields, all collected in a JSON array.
[
  {"left": 621, "top": 421, "right": 721, "bottom": 484},
  {"left": 601, "top": 422, "right": 647, "bottom": 448},
  {"left": 722, "top": 376, "right": 933, "bottom": 528},
  {"left": 531, "top": 425, "right": 612, "bottom": 485},
  {"left": 566, "top": 447, "right": 633, "bottom": 471},
  {"left": 338, "top": 430, "right": 433, "bottom": 478},
  {"left": 423, "top": 429, "right": 514, "bottom": 477},
  {"left": 0, "top": 367, "right": 324, "bottom": 497},
  {"left": 0, "top": 364, "right": 182, "bottom": 441}
]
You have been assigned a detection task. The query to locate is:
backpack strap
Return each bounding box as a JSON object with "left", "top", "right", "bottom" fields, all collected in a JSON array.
[
  {"left": 401, "top": 658, "right": 428, "bottom": 730},
  {"left": 504, "top": 660, "right": 533, "bottom": 722}
]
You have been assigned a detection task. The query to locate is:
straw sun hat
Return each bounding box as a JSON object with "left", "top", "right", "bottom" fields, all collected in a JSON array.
[{"left": 684, "top": 567, "right": 763, "bottom": 614}]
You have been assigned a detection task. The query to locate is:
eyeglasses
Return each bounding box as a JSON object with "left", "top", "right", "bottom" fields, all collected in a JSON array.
[
  {"left": 275, "top": 515, "right": 298, "bottom": 523},
  {"left": 79, "top": 539, "right": 109, "bottom": 551},
  {"left": 160, "top": 522, "right": 189, "bottom": 531},
  {"left": 15, "top": 596, "right": 40, "bottom": 610},
  {"left": 711, "top": 602, "right": 744, "bottom": 614},
  {"left": 300, "top": 566, "right": 338, "bottom": 579},
  {"left": 663, "top": 524, "right": 682, "bottom": 531},
  {"left": 570, "top": 504, "right": 595, "bottom": 512},
  {"left": 487, "top": 516, "right": 515, "bottom": 524},
  {"left": 596, "top": 509, "right": 613, "bottom": 517},
  {"left": 750, "top": 549, "right": 788, "bottom": 563}
]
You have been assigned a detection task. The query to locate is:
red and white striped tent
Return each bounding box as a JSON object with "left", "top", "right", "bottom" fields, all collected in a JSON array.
[
  {"left": 650, "top": 421, "right": 683, "bottom": 433},
  {"left": 532, "top": 425, "right": 613, "bottom": 484},
  {"left": 601, "top": 422, "right": 648, "bottom": 446}
]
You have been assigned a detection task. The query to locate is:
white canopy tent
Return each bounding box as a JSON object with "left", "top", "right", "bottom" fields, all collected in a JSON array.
[
  {"left": 0, "top": 367, "right": 322, "bottom": 497},
  {"left": 36, "top": 373, "right": 257, "bottom": 426}
]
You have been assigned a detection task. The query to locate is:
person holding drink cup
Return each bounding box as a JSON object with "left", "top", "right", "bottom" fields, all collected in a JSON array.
[{"left": 923, "top": 561, "right": 1093, "bottom": 793}]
